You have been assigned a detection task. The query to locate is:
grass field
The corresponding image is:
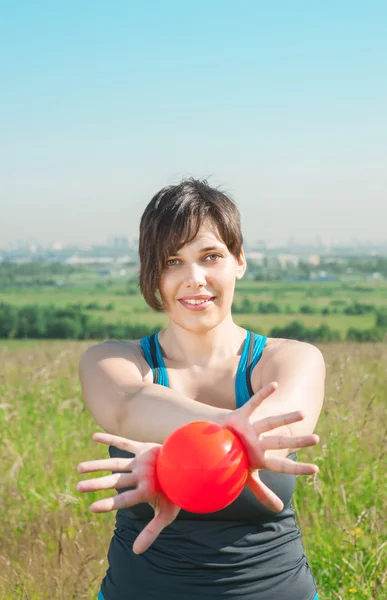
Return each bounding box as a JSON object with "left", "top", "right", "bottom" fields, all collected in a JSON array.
[
  {"left": 1, "top": 279, "right": 386, "bottom": 338},
  {"left": 0, "top": 339, "right": 386, "bottom": 598}
]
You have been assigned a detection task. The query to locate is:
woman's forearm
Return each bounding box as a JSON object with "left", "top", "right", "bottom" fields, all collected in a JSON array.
[{"left": 115, "top": 382, "right": 230, "bottom": 443}]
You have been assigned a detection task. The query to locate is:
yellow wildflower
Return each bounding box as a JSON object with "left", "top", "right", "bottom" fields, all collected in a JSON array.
[{"left": 349, "top": 588, "right": 357, "bottom": 593}]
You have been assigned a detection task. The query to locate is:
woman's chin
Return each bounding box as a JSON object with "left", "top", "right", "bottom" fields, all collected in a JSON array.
[{"left": 168, "top": 312, "right": 230, "bottom": 333}]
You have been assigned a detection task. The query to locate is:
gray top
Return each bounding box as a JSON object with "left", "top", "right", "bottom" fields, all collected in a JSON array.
[{"left": 99, "top": 331, "right": 318, "bottom": 600}]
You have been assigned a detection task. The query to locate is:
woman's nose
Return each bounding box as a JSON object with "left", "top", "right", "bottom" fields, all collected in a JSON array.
[{"left": 184, "top": 263, "right": 207, "bottom": 287}]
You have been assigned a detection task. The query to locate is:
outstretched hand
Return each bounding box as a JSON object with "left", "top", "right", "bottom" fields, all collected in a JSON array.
[
  {"left": 76, "top": 381, "right": 319, "bottom": 552},
  {"left": 76, "top": 436, "right": 180, "bottom": 554},
  {"left": 222, "top": 381, "right": 319, "bottom": 511}
]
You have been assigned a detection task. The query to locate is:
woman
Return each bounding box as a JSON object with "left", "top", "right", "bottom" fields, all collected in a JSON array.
[{"left": 77, "top": 178, "right": 325, "bottom": 600}]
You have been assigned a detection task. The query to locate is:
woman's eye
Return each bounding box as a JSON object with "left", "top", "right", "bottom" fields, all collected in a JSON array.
[
  {"left": 166, "top": 259, "right": 180, "bottom": 266},
  {"left": 205, "top": 254, "right": 222, "bottom": 261},
  {"left": 166, "top": 254, "right": 222, "bottom": 267}
]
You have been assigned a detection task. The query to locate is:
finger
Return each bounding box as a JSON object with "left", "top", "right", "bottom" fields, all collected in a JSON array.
[
  {"left": 246, "top": 471, "right": 284, "bottom": 512},
  {"left": 89, "top": 488, "right": 143, "bottom": 513},
  {"left": 132, "top": 513, "right": 173, "bottom": 554},
  {"left": 240, "top": 382, "right": 278, "bottom": 418},
  {"left": 76, "top": 472, "right": 137, "bottom": 493},
  {"left": 263, "top": 456, "right": 319, "bottom": 475},
  {"left": 77, "top": 457, "right": 135, "bottom": 473},
  {"left": 260, "top": 434, "right": 320, "bottom": 452},
  {"left": 254, "top": 411, "right": 305, "bottom": 435},
  {"left": 92, "top": 432, "right": 142, "bottom": 454}
]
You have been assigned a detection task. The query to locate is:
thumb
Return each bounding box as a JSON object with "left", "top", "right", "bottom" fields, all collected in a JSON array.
[
  {"left": 246, "top": 471, "right": 284, "bottom": 512},
  {"left": 132, "top": 512, "right": 170, "bottom": 554}
]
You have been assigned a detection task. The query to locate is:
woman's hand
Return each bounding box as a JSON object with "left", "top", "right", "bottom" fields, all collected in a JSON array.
[
  {"left": 76, "top": 381, "right": 319, "bottom": 552},
  {"left": 222, "top": 381, "right": 320, "bottom": 512},
  {"left": 76, "top": 435, "right": 181, "bottom": 554}
]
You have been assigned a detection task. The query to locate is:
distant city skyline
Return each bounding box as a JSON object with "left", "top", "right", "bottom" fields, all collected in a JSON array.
[
  {"left": 1, "top": 2, "right": 386, "bottom": 247},
  {"left": 3, "top": 232, "right": 387, "bottom": 253}
]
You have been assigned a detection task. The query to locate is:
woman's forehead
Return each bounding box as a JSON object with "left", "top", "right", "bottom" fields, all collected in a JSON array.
[{"left": 178, "top": 225, "right": 225, "bottom": 250}]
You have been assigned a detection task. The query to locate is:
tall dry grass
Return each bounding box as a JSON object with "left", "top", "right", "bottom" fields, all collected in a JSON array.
[{"left": 0, "top": 340, "right": 386, "bottom": 599}]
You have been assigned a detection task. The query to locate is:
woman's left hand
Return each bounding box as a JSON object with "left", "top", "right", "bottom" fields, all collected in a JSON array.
[{"left": 222, "top": 381, "right": 320, "bottom": 512}]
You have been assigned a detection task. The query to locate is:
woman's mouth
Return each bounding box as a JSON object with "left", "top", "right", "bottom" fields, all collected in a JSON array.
[{"left": 178, "top": 297, "right": 216, "bottom": 311}]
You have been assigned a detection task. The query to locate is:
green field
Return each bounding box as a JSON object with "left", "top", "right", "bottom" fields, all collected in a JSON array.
[
  {"left": 1, "top": 279, "right": 386, "bottom": 338},
  {"left": 0, "top": 340, "right": 386, "bottom": 598}
]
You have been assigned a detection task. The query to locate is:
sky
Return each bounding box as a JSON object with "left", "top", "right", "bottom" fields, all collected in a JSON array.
[{"left": 1, "top": 1, "right": 386, "bottom": 248}]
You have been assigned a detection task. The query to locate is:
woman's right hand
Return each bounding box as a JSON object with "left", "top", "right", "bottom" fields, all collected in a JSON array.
[{"left": 76, "top": 434, "right": 181, "bottom": 554}]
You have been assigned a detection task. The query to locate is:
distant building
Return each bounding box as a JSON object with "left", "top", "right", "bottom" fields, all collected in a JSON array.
[
  {"left": 366, "top": 272, "right": 383, "bottom": 281},
  {"left": 245, "top": 252, "right": 264, "bottom": 264},
  {"left": 65, "top": 256, "right": 114, "bottom": 264},
  {"left": 277, "top": 254, "right": 299, "bottom": 267},
  {"left": 308, "top": 255, "right": 321, "bottom": 266}
]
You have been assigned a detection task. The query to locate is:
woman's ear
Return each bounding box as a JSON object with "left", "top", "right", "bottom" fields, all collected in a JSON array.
[{"left": 235, "top": 249, "right": 247, "bottom": 280}]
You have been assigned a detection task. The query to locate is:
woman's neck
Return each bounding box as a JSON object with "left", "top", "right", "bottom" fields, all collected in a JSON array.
[{"left": 158, "top": 317, "right": 247, "bottom": 367}]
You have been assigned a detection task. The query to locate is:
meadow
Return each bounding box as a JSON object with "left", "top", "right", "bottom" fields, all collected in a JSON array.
[
  {"left": 0, "top": 337, "right": 386, "bottom": 599},
  {"left": 1, "top": 279, "right": 387, "bottom": 338}
]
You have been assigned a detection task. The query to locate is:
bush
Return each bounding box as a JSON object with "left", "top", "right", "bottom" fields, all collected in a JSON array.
[
  {"left": 85, "top": 302, "right": 103, "bottom": 310},
  {"left": 346, "top": 328, "right": 387, "bottom": 342},
  {"left": 375, "top": 309, "right": 387, "bottom": 330},
  {"left": 0, "top": 302, "right": 160, "bottom": 340},
  {"left": 269, "top": 320, "right": 342, "bottom": 342},
  {"left": 258, "top": 302, "right": 281, "bottom": 314},
  {"left": 300, "top": 305, "right": 318, "bottom": 314},
  {"left": 344, "top": 302, "right": 375, "bottom": 315}
]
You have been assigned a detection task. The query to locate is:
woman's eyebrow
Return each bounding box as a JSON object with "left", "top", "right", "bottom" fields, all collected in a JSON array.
[{"left": 173, "top": 245, "right": 224, "bottom": 256}]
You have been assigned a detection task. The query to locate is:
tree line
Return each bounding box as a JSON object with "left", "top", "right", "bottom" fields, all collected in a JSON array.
[
  {"left": 0, "top": 302, "right": 386, "bottom": 343},
  {"left": 232, "top": 298, "right": 377, "bottom": 315}
]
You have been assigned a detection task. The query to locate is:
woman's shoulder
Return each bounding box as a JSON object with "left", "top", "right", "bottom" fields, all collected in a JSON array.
[
  {"left": 248, "top": 335, "right": 324, "bottom": 399},
  {"left": 261, "top": 336, "right": 323, "bottom": 363},
  {"left": 263, "top": 336, "right": 307, "bottom": 352},
  {"left": 264, "top": 335, "right": 322, "bottom": 352},
  {"left": 258, "top": 338, "right": 325, "bottom": 374},
  {"left": 102, "top": 337, "right": 145, "bottom": 349},
  {"left": 88, "top": 337, "right": 152, "bottom": 381},
  {"left": 252, "top": 335, "right": 323, "bottom": 384}
]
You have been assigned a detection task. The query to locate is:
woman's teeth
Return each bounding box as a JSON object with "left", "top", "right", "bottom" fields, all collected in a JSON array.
[{"left": 184, "top": 299, "right": 210, "bottom": 305}]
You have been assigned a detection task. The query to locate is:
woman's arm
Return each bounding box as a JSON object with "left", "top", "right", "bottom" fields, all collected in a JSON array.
[
  {"left": 248, "top": 340, "right": 325, "bottom": 457},
  {"left": 79, "top": 342, "right": 230, "bottom": 443},
  {"left": 76, "top": 384, "right": 320, "bottom": 553}
]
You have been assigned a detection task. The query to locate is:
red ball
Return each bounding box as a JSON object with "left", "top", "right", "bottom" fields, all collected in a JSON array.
[{"left": 156, "top": 421, "right": 249, "bottom": 513}]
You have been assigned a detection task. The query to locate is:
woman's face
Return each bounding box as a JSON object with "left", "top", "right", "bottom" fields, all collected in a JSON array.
[{"left": 158, "top": 221, "right": 246, "bottom": 332}]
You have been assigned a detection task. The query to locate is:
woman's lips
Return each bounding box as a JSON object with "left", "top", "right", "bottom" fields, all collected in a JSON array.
[{"left": 178, "top": 298, "right": 215, "bottom": 311}]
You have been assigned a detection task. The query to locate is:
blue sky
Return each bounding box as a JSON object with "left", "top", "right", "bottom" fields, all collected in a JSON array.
[{"left": 1, "top": 1, "right": 386, "bottom": 247}]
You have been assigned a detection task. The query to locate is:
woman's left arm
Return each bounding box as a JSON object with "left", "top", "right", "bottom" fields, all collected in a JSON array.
[{"left": 251, "top": 340, "right": 326, "bottom": 454}]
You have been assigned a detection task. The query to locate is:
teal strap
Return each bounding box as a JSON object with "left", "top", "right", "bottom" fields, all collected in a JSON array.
[
  {"left": 235, "top": 332, "right": 267, "bottom": 408},
  {"left": 154, "top": 332, "right": 169, "bottom": 386},
  {"left": 140, "top": 334, "right": 169, "bottom": 387}
]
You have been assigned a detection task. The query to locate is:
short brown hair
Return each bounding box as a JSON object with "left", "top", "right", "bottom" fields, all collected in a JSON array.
[{"left": 138, "top": 178, "right": 243, "bottom": 312}]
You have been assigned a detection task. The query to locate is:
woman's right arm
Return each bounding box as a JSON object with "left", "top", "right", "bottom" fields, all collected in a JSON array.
[{"left": 78, "top": 341, "right": 230, "bottom": 444}]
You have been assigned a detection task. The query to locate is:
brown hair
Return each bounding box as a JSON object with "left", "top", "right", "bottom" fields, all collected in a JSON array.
[{"left": 138, "top": 178, "right": 243, "bottom": 312}]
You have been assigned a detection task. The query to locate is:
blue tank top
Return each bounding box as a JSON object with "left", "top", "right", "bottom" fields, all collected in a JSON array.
[{"left": 99, "top": 330, "right": 318, "bottom": 600}]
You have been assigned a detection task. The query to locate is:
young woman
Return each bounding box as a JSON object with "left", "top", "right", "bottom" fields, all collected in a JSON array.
[{"left": 77, "top": 178, "right": 325, "bottom": 600}]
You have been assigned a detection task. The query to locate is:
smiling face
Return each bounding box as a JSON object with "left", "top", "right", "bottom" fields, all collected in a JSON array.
[{"left": 158, "top": 221, "right": 246, "bottom": 332}]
